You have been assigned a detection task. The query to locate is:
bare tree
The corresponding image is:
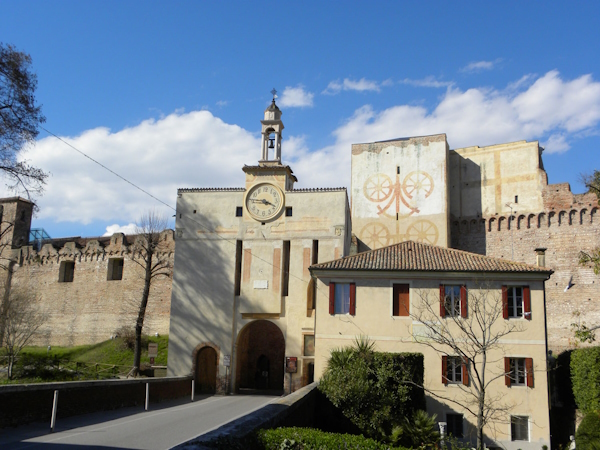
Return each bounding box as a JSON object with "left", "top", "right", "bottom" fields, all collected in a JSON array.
[
  {"left": 1, "top": 284, "right": 45, "bottom": 379},
  {"left": 410, "top": 283, "right": 525, "bottom": 450},
  {"left": 128, "top": 211, "right": 172, "bottom": 377},
  {"left": 0, "top": 43, "right": 48, "bottom": 197}
]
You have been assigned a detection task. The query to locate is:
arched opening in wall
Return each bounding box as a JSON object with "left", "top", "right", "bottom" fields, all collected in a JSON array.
[
  {"left": 195, "top": 347, "right": 218, "bottom": 394},
  {"left": 235, "top": 320, "right": 285, "bottom": 394}
]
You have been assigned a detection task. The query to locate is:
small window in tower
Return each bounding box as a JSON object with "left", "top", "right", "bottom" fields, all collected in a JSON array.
[
  {"left": 397, "top": 166, "right": 400, "bottom": 174},
  {"left": 515, "top": 195, "right": 519, "bottom": 204},
  {"left": 236, "top": 206, "right": 243, "bottom": 217},
  {"left": 59, "top": 261, "right": 75, "bottom": 283},
  {"left": 285, "top": 207, "right": 293, "bottom": 217},
  {"left": 107, "top": 258, "right": 124, "bottom": 281},
  {"left": 193, "top": 210, "right": 197, "bottom": 214}
]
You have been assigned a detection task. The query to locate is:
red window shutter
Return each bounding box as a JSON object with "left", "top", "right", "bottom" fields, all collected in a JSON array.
[
  {"left": 442, "top": 355, "right": 448, "bottom": 385},
  {"left": 329, "top": 282, "right": 335, "bottom": 315},
  {"left": 460, "top": 285, "right": 467, "bottom": 318},
  {"left": 502, "top": 286, "right": 508, "bottom": 319},
  {"left": 349, "top": 283, "right": 356, "bottom": 316},
  {"left": 504, "top": 357, "right": 511, "bottom": 386},
  {"left": 526, "top": 358, "right": 534, "bottom": 387},
  {"left": 523, "top": 286, "right": 531, "bottom": 320},
  {"left": 439, "top": 285, "right": 446, "bottom": 317},
  {"left": 462, "top": 357, "right": 469, "bottom": 386}
]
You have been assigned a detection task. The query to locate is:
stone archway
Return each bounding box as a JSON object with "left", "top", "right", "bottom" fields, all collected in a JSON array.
[
  {"left": 236, "top": 320, "right": 285, "bottom": 393},
  {"left": 195, "top": 346, "right": 218, "bottom": 393}
]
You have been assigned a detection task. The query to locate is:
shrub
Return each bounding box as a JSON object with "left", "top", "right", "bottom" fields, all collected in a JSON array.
[
  {"left": 570, "top": 346, "right": 600, "bottom": 413},
  {"left": 575, "top": 411, "right": 600, "bottom": 450},
  {"left": 257, "top": 427, "right": 409, "bottom": 450},
  {"left": 391, "top": 410, "right": 440, "bottom": 449},
  {"left": 114, "top": 326, "right": 148, "bottom": 351},
  {"left": 319, "top": 338, "right": 424, "bottom": 441}
]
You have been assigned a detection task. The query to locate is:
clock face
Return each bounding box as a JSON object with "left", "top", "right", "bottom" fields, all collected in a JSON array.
[{"left": 245, "top": 183, "right": 285, "bottom": 221}]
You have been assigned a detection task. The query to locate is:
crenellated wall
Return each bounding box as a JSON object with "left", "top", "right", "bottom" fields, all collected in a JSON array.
[
  {"left": 10, "top": 231, "right": 174, "bottom": 346},
  {"left": 452, "top": 184, "right": 600, "bottom": 352}
]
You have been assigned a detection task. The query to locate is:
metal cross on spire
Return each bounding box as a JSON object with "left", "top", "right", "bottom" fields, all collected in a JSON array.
[{"left": 271, "top": 88, "right": 277, "bottom": 100}]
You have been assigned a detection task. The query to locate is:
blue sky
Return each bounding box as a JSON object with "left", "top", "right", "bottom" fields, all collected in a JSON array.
[{"left": 1, "top": 1, "right": 600, "bottom": 238}]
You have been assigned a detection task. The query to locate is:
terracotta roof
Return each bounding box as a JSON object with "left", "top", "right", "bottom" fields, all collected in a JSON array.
[{"left": 310, "top": 241, "right": 552, "bottom": 274}]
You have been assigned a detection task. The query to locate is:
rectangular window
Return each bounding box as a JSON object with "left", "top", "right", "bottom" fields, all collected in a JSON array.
[
  {"left": 285, "top": 207, "right": 293, "bottom": 217},
  {"left": 107, "top": 258, "right": 124, "bottom": 281},
  {"left": 236, "top": 206, "right": 243, "bottom": 217},
  {"left": 442, "top": 355, "right": 469, "bottom": 386},
  {"left": 393, "top": 284, "right": 410, "bottom": 316},
  {"left": 511, "top": 416, "right": 529, "bottom": 441},
  {"left": 446, "top": 413, "right": 463, "bottom": 438},
  {"left": 329, "top": 282, "right": 355, "bottom": 315},
  {"left": 440, "top": 285, "right": 467, "bottom": 318},
  {"left": 335, "top": 283, "right": 351, "bottom": 314},
  {"left": 502, "top": 286, "right": 531, "bottom": 319},
  {"left": 234, "top": 240, "right": 243, "bottom": 296},
  {"left": 505, "top": 357, "right": 534, "bottom": 387},
  {"left": 303, "top": 334, "right": 315, "bottom": 357},
  {"left": 281, "top": 240, "right": 290, "bottom": 297},
  {"left": 59, "top": 261, "right": 75, "bottom": 283}
]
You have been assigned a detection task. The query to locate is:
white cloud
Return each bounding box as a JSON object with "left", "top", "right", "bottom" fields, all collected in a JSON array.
[
  {"left": 400, "top": 77, "right": 454, "bottom": 88},
  {"left": 6, "top": 110, "right": 260, "bottom": 225},
  {"left": 216, "top": 100, "right": 229, "bottom": 107},
  {"left": 461, "top": 58, "right": 503, "bottom": 73},
  {"left": 5, "top": 71, "right": 598, "bottom": 230},
  {"left": 293, "top": 71, "right": 600, "bottom": 189},
  {"left": 103, "top": 223, "right": 137, "bottom": 236},
  {"left": 278, "top": 85, "right": 314, "bottom": 108},
  {"left": 322, "top": 78, "right": 382, "bottom": 95}
]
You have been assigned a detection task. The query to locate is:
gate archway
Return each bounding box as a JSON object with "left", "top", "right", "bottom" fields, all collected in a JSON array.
[
  {"left": 236, "top": 320, "right": 285, "bottom": 393},
  {"left": 195, "top": 346, "right": 217, "bottom": 393}
]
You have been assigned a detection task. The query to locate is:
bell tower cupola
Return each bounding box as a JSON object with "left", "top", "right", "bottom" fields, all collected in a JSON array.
[{"left": 260, "top": 88, "right": 284, "bottom": 165}]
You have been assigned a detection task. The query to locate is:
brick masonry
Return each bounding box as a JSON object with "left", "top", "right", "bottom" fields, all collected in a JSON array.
[
  {"left": 9, "top": 230, "right": 174, "bottom": 346},
  {"left": 452, "top": 183, "right": 600, "bottom": 352}
]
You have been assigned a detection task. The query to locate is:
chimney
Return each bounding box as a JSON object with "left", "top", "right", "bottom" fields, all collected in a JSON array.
[{"left": 535, "top": 248, "right": 547, "bottom": 267}]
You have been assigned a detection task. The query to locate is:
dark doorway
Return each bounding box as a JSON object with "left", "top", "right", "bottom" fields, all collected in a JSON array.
[
  {"left": 236, "top": 320, "right": 285, "bottom": 393},
  {"left": 195, "top": 347, "right": 217, "bottom": 393}
]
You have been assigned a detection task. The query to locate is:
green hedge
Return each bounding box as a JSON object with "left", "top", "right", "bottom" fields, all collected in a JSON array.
[
  {"left": 571, "top": 347, "right": 600, "bottom": 413},
  {"left": 257, "top": 427, "right": 408, "bottom": 450},
  {"left": 319, "top": 344, "right": 424, "bottom": 440},
  {"left": 575, "top": 412, "right": 600, "bottom": 450}
]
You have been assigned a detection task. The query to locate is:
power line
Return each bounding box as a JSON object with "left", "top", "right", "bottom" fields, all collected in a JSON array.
[{"left": 39, "top": 126, "right": 334, "bottom": 298}]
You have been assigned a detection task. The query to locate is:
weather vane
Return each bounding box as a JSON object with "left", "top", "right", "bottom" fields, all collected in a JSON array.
[{"left": 271, "top": 88, "right": 277, "bottom": 100}]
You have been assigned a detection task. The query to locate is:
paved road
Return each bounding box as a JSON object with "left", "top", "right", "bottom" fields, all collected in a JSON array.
[{"left": 0, "top": 394, "right": 278, "bottom": 449}]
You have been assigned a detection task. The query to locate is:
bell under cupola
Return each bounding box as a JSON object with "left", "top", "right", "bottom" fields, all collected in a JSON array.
[{"left": 260, "top": 89, "right": 284, "bottom": 166}]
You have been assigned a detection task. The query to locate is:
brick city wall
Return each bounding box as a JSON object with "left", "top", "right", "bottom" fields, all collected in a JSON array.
[
  {"left": 452, "top": 184, "right": 600, "bottom": 352},
  {"left": 10, "top": 231, "right": 174, "bottom": 346}
]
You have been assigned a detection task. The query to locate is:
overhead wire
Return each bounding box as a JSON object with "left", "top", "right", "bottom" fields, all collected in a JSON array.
[{"left": 37, "top": 125, "right": 340, "bottom": 302}]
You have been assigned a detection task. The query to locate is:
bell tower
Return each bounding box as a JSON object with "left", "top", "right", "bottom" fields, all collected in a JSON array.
[{"left": 260, "top": 89, "right": 284, "bottom": 165}]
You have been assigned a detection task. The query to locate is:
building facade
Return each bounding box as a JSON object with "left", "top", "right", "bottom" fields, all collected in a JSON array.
[
  {"left": 310, "top": 241, "right": 552, "bottom": 449},
  {"left": 166, "top": 99, "right": 351, "bottom": 393}
]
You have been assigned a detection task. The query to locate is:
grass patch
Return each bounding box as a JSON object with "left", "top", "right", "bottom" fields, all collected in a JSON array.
[{"left": 1, "top": 335, "right": 168, "bottom": 383}]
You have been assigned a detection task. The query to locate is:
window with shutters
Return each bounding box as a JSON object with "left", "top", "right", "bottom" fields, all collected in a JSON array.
[
  {"left": 392, "top": 283, "right": 410, "bottom": 316},
  {"left": 442, "top": 355, "right": 469, "bottom": 386},
  {"left": 502, "top": 286, "right": 531, "bottom": 320},
  {"left": 511, "top": 415, "right": 529, "bottom": 441},
  {"left": 440, "top": 285, "right": 467, "bottom": 318},
  {"left": 446, "top": 356, "right": 463, "bottom": 384},
  {"left": 446, "top": 413, "right": 463, "bottom": 438},
  {"left": 505, "top": 357, "right": 534, "bottom": 387},
  {"left": 329, "top": 282, "right": 356, "bottom": 315},
  {"left": 335, "top": 283, "right": 351, "bottom": 314}
]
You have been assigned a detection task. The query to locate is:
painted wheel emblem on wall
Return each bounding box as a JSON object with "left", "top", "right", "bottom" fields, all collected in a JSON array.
[
  {"left": 360, "top": 222, "right": 391, "bottom": 249},
  {"left": 363, "top": 171, "right": 435, "bottom": 218},
  {"left": 406, "top": 220, "right": 438, "bottom": 245}
]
